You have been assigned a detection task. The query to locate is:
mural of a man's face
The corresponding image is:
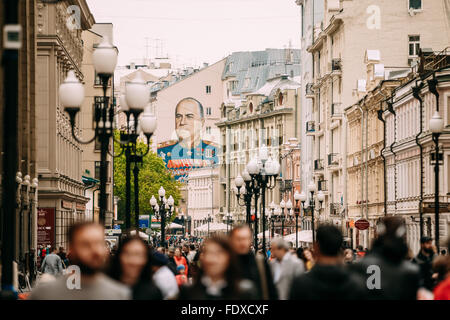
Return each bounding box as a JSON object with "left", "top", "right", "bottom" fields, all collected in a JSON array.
[{"left": 175, "top": 98, "right": 204, "bottom": 147}]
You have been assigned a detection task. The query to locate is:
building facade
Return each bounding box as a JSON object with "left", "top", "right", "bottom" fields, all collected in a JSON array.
[
  {"left": 296, "top": 0, "right": 450, "bottom": 248},
  {"left": 187, "top": 166, "right": 220, "bottom": 236},
  {"left": 35, "top": 0, "right": 94, "bottom": 249},
  {"left": 384, "top": 54, "right": 450, "bottom": 254}
]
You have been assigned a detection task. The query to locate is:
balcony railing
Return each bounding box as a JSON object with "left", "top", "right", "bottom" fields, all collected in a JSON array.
[
  {"left": 318, "top": 179, "right": 327, "bottom": 191},
  {"left": 330, "top": 203, "right": 341, "bottom": 216},
  {"left": 306, "top": 121, "right": 315, "bottom": 133},
  {"left": 314, "top": 159, "right": 324, "bottom": 171},
  {"left": 328, "top": 153, "right": 339, "bottom": 166},
  {"left": 332, "top": 58, "right": 342, "bottom": 72}
]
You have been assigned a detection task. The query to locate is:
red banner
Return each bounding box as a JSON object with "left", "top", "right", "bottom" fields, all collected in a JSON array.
[{"left": 37, "top": 208, "right": 55, "bottom": 248}]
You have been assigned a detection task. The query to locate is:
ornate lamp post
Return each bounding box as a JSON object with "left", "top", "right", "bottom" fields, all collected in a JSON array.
[
  {"left": 293, "top": 191, "right": 307, "bottom": 248},
  {"left": 223, "top": 212, "right": 233, "bottom": 234},
  {"left": 307, "top": 180, "right": 325, "bottom": 243},
  {"left": 245, "top": 145, "right": 280, "bottom": 254},
  {"left": 150, "top": 187, "right": 174, "bottom": 247},
  {"left": 59, "top": 37, "right": 118, "bottom": 225},
  {"left": 430, "top": 108, "right": 444, "bottom": 253},
  {"left": 269, "top": 201, "right": 276, "bottom": 239}
]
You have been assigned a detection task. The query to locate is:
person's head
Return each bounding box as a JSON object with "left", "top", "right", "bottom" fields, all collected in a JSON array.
[
  {"left": 357, "top": 245, "right": 363, "bottom": 251},
  {"left": 270, "top": 238, "right": 289, "bottom": 261},
  {"left": 372, "top": 216, "right": 409, "bottom": 263},
  {"left": 168, "top": 247, "right": 175, "bottom": 257},
  {"left": 229, "top": 225, "right": 252, "bottom": 255},
  {"left": 314, "top": 224, "right": 343, "bottom": 259},
  {"left": 177, "top": 264, "right": 186, "bottom": 275},
  {"left": 182, "top": 245, "right": 189, "bottom": 254},
  {"left": 68, "top": 222, "right": 108, "bottom": 275},
  {"left": 190, "top": 244, "right": 196, "bottom": 251},
  {"left": 199, "top": 235, "right": 239, "bottom": 285},
  {"left": 343, "top": 248, "right": 353, "bottom": 262},
  {"left": 432, "top": 255, "right": 450, "bottom": 282},
  {"left": 175, "top": 247, "right": 182, "bottom": 258},
  {"left": 59, "top": 247, "right": 65, "bottom": 253},
  {"left": 303, "top": 248, "right": 313, "bottom": 261},
  {"left": 108, "top": 236, "right": 152, "bottom": 286},
  {"left": 51, "top": 247, "right": 57, "bottom": 254},
  {"left": 175, "top": 97, "right": 204, "bottom": 147},
  {"left": 151, "top": 251, "right": 168, "bottom": 272},
  {"left": 420, "top": 236, "right": 434, "bottom": 254}
]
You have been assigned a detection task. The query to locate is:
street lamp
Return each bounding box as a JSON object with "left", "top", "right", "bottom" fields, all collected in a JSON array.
[
  {"left": 307, "top": 180, "right": 324, "bottom": 243},
  {"left": 430, "top": 109, "right": 444, "bottom": 253},
  {"left": 59, "top": 37, "right": 118, "bottom": 225},
  {"left": 293, "top": 190, "right": 305, "bottom": 248},
  {"left": 269, "top": 201, "right": 276, "bottom": 238},
  {"left": 244, "top": 146, "right": 280, "bottom": 254},
  {"left": 150, "top": 187, "right": 174, "bottom": 247},
  {"left": 223, "top": 212, "right": 233, "bottom": 233},
  {"left": 235, "top": 170, "right": 252, "bottom": 224}
]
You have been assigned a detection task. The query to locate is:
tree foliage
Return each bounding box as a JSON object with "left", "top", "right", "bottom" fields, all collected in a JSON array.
[{"left": 113, "top": 131, "right": 181, "bottom": 229}]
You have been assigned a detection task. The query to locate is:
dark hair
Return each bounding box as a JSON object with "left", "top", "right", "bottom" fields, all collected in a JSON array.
[
  {"left": 371, "top": 216, "right": 409, "bottom": 264},
  {"left": 316, "top": 224, "right": 343, "bottom": 257},
  {"left": 108, "top": 236, "right": 154, "bottom": 284},
  {"left": 195, "top": 235, "right": 242, "bottom": 294},
  {"left": 229, "top": 224, "right": 252, "bottom": 238},
  {"left": 190, "top": 244, "right": 196, "bottom": 251},
  {"left": 68, "top": 222, "right": 103, "bottom": 245}
]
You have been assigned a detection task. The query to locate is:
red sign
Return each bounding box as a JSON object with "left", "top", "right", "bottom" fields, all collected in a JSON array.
[
  {"left": 355, "top": 219, "right": 370, "bottom": 230},
  {"left": 37, "top": 208, "right": 55, "bottom": 247}
]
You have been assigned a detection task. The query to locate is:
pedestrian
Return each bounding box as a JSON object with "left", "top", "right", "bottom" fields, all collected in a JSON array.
[
  {"left": 108, "top": 236, "right": 162, "bottom": 300},
  {"left": 40, "top": 247, "right": 63, "bottom": 276},
  {"left": 343, "top": 248, "right": 354, "bottom": 265},
  {"left": 187, "top": 244, "right": 197, "bottom": 264},
  {"left": 174, "top": 247, "right": 189, "bottom": 276},
  {"left": 350, "top": 216, "right": 421, "bottom": 300},
  {"left": 303, "top": 248, "right": 315, "bottom": 271},
  {"left": 433, "top": 238, "right": 450, "bottom": 300},
  {"left": 290, "top": 224, "right": 366, "bottom": 300},
  {"left": 178, "top": 235, "right": 258, "bottom": 300},
  {"left": 412, "top": 236, "right": 437, "bottom": 291},
  {"left": 29, "top": 222, "right": 130, "bottom": 300},
  {"left": 269, "top": 238, "right": 305, "bottom": 300},
  {"left": 151, "top": 251, "right": 180, "bottom": 300},
  {"left": 167, "top": 247, "right": 178, "bottom": 275},
  {"left": 176, "top": 265, "right": 188, "bottom": 287},
  {"left": 229, "top": 225, "right": 278, "bottom": 300},
  {"left": 57, "top": 247, "right": 69, "bottom": 268}
]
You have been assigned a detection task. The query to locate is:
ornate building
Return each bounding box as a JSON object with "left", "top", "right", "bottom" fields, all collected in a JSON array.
[{"left": 35, "top": 0, "right": 95, "bottom": 249}]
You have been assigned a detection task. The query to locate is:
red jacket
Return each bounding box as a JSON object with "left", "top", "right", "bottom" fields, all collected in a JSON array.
[
  {"left": 174, "top": 256, "right": 188, "bottom": 275},
  {"left": 434, "top": 277, "right": 450, "bottom": 300}
]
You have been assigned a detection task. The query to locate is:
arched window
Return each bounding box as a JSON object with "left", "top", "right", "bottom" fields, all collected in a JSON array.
[{"left": 249, "top": 102, "right": 253, "bottom": 114}]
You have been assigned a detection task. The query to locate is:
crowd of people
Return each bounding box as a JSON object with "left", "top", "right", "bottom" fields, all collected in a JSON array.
[{"left": 28, "top": 216, "right": 450, "bottom": 300}]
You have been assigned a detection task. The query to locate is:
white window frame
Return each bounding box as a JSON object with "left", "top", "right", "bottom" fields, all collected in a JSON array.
[{"left": 408, "top": 35, "right": 420, "bottom": 58}]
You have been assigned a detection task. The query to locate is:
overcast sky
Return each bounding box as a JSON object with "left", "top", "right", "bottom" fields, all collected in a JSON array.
[{"left": 87, "top": 0, "right": 301, "bottom": 68}]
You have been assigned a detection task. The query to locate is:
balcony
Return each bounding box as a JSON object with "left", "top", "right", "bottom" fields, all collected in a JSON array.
[
  {"left": 318, "top": 179, "right": 327, "bottom": 191},
  {"left": 306, "top": 83, "right": 315, "bottom": 99},
  {"left": 331, "top": 103, "right": 343, "bottom": 119},
  {"left": 328, "top": 153, "right": 339, "bottom": 166},
  {"left": 306, "top": 121, "right": 315, "bottom": 135},
  {"left": 314, "top": 159, "right": 324, "bottom": 171},
  {"left": 331, "top": 59, "right": 342, "bottom": 76},
  {"left": 330, "top": 203, "right": 341, "bottom": 216}
]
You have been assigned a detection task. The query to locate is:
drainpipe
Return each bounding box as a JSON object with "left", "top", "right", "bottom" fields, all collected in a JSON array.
[
  {"left": 364, "top": 99, "right": 369, "bottom": 222},
  {"left": 295, "top": 89, "right": 299, "bottom": 139},
  {"left": 357, "top": 103, "right": 364, "bottom": 219},
  {"left": 377, "top": 86, "right": 388, "bottom": 218},
  {"left": 412, "top": 82, "right": 424, "bottom": 239},
  {"left": 387, "top": 100, "right": 397, "bottom": 214}
]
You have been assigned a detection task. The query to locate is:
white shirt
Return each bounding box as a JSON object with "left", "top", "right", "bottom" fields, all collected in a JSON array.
[
  {"left": 152, "top": 266, "right": 179, "bottom": 299},
  {"left": 272, "top": 252, "right": 291, "bottom": 283}
]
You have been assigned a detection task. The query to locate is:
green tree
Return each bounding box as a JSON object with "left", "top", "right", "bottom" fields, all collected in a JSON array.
[{"left": 113, "top": 131, "right": 181, "bottom": 230}]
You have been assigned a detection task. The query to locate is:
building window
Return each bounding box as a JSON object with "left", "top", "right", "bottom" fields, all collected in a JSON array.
[
  {"left": 206, "top": 107, "right": 212, "bottom": 115},
  {"left": 230, "top": 80, "right": 238, "bottom": 91},
  {"left": 206, "top": 126, "right": 211, "bottom": 134},
  {"left": 409, "top": 0, "right": 422, "bottom": 10},
  {"left": 206, "top": 85, "right": 211, "bottom": 94},
  {"left": 95, "top": 161, "right": 109, "bottom": 180},
  {"left": 94, "top": 72, "right": 102, "bottom": 86},
  {"left": 409, "top": 35, "right": 420, "bottom": 57}
]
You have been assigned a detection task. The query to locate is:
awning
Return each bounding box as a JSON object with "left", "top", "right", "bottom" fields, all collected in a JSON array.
[
  {"left": 130, "top": 230, "right": 149, "bottom": 239},
  {"left": 282, "top": 230, "right": 313, "bottom": 243},
  {"left": 168, "top": 222, "right": 183, "bottom": 229},
  {"left": 257, "top": 230, "right": 280, "bottom": 239},
  {"left": 82, "top": 176, "right": 99, "bottom": 186},
  {"left": 194, "top": 222, "right": 229, "bottom": 232}
]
